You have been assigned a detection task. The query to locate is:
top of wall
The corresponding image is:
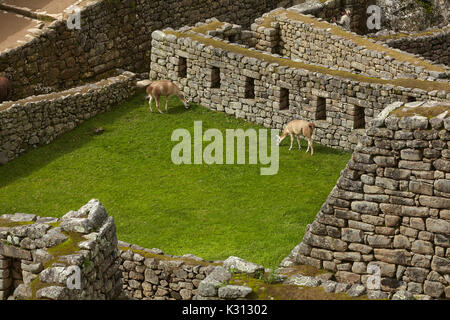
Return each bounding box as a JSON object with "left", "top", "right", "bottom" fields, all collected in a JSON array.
[
  {"left": 388, "top": 101, "right": 450, "bottom": 120},
  {"left": 0, "top": 70, "right": 134, "bottom": 112},
  {"left": 2, "top": 0, "right": 84, "bottom": 15},
  {"left": 157, "top": 28, "right": 450, "bottom": 95},
  {"left": 0, "top": 0, "right": 101, "bottom": 53},
  {"left": 369, "top": 25, "right": 450, "bottom": 43}
]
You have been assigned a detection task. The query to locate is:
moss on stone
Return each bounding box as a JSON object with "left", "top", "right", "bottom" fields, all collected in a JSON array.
[
  {"left": 119, "top": 246, "right": 220, "bottom": 267},
  {"left": 390, "top": 105, "right": 450, "bottom": 119},
  {"left": 415, "top": 0, "right": 434, "bottom": 15},
  {"left": 0, "top": 218, "right": 34, "bottom": 228},
  {"left": 259, "top": 8, "right": 284, "bottom": 28},
  {"left": 44, "top": 231, "right": 86, "bottom": 269},
  {"left": 27, "top": 231, "right": 85, "bottom": 300},
  {"left": 48, "top": 221, "right": 61, "bottom": 228},
  {"left": 191, "top": 21, "right": 226, "bottom": 35},
  {"left": 229, "top": 273, "right": 369, "bottom": 300},
  {"left": 281, "top": 264, "right": 332, "bottom": 277}
]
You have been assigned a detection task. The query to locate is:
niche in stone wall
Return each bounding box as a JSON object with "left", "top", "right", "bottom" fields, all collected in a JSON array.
[
  {"left": 227, "top": 34, "right": 236, "bottom": 43},
  {"left": 279, "top": 88, "right": 289, "bottom": 110},
  {"left": 315, "top": 97, "right": 327, "bottom": 120},
  {"left": 405, "top": 96, "right": 417, "bottom": 103},
  {"left": 353, "top": 105, "right": 365, "bottom": 129},
  {"left": 210, "top": 67, "right": 221, "bottom": 88},
  {"left": 245, "top": 77, "right": 255, "bottom": 99},
  {"left": 178, "top": 57, "right": 187, "bottom": 78}
]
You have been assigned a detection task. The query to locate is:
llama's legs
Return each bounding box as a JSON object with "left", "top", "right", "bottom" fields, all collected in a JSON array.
[
  {"left": 296, "top": 136, "right": 302, "bottom": 150},
  {"left": 148, "top": 96, "right": 153, "bottom": 112},
  {"left": 155, "top": 96, "right": 163, "bottom": 114}
]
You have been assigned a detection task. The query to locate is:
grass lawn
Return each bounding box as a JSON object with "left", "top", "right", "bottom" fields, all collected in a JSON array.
[{"left": 0, "top": 93, "right": 350, "bottom": 269}]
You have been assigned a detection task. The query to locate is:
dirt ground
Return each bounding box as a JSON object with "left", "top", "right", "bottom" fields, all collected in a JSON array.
[
  {"left": 3, "top": 0, "right": 80, "bottom": 14},
  {"left": 0, "top": 11, "right": 42, "bottom": 51}
]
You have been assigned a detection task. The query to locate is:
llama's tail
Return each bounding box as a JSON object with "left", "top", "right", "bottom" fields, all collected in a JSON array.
[{"left": 145, "top": 82, "right": 154, "bottom": 99}]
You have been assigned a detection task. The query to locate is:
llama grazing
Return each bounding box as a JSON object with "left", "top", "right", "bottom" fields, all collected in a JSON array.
[
  {"left": 146, "top": 80, "right": 189, "bottom": 113},
  {"left": 276, "top": 119, "right": 316, "bottom": 155}
]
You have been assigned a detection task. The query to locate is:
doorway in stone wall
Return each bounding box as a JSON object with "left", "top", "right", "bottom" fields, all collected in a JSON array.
[{"left": 0, "top": 255, "right": 24, "bottom": 300}]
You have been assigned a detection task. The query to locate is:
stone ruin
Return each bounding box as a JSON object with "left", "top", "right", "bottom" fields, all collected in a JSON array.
[
  {"left": 0, "top": 200, "right": 123, "bottom": 300},
  {"left": 0, "top": 0, "right": 449, "bottom": 301},
  {"left": 283, "top": 101, "right": 450, "bottom": 299}
]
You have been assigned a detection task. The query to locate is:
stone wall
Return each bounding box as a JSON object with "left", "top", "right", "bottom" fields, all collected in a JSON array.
[
  {"left": 0, "top": 200, "right": 263, "bottom": 301},
  {"left": 0, "top": 0, "right": 288, "bottom": 100},
  {"left": 272, "top": 9, "right": 448, "bottom": 80},
  {"left": 283, "top": 101, "right": 450, "bottom": 299},
  {"left": 0, "top": 70, "right": 136, "bottom": 164},
  {"left": 0, "top": 199, "right": 122, "bottom": 300},
  {"left": 290, "top": 0, "right": 379, "bottom": 35},
  {"left": 375, "top": 0, "right": 448, "bottom": 33},
  {"left": 150, "top": 26, "right": 450, "bottom": 152},
  {"left": 118, "top": 242, "right": 221, "bottom": 300},
  {"left": 1, "top": 180, "right": 448, "bottom": 300},
  {"left": 378, "top": 28, "right": 450, "bottom": 67}
]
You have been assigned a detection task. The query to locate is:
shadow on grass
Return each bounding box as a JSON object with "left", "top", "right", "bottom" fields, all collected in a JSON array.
[
  {"left": 278, "top": 142, "right": 349, "bottom": 157},
  {"left": 0, "top": 93, "right": 348, "bottom": 190},
  {"left": 0, "top": 93, "right": 148, "bottom": 188},
  {"left": 152, "top": 98, "right": 200, "bottom": 115}
]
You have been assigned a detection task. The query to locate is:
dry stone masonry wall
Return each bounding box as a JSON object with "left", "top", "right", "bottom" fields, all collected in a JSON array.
[
  {"left": 0, "top": 71, "right": 136, "bottom": 164},
  {"left": 1, "top": 0, "right": 449, "bottom": 301},
  {"left": 150, "top": 20, "right": 449, "bottom": 152},
  {"left": 0, "top": 0, "right": 288, "bottom": 100},
  {"left": 0, "top": 200, "right": 267, "bottom": 301},
  {"left": 186, "top": 19, "right": 256, "bottom": 47},
  {"left": 289, "top": 0, "right": 377, "bottom": 35},
  {"left": 0, "top": 199, "right": 123, "bottom": 300},
  {"left": 375, "top": 27, "right": 450, "bottom": 67},
  {"left": 283, "top": 101, "right": 450, "bottom": 300},
  {"left": 271, "top": 9, "right": 448, "bottom": 80},
  {"left": 118, "top": 242, "right": 221, "bottom": 300}
]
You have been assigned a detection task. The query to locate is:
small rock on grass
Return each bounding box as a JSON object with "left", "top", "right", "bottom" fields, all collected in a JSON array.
[
  {"left": 391, "top": 290, "right": 414, "bottom": 300},
  {"left": 285, "top": 275, "right": 321, "bottom": 287},
  {"left": 223, "top": 256, "right": 264, "bottom": 275},
  {"left": 334, "top": 282, "right": 351, "bottom": 293},
  {"left": 322, "top": 280, "right": 337, "bottom": 293},
  {"left": 346, "top": 284, "right": 366, "bottom": 297},
  {"left": 218, "top": 285, "right": 253, "bottom": 299},
  {"left": 367, "top": 290, "right": 390, "bottom": 300}
]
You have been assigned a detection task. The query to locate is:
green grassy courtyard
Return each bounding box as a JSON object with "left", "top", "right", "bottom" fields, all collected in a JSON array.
[{"left": 0, "top": 93, "right": 350, "bottom": 269}]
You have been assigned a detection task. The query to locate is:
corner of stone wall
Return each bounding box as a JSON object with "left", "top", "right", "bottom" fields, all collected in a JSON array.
[
  {"left": 0, "top": 70, "right": 136, "bottom": 165},
  {"left": 0, "top": 199, "right": 122, "bottom": 300},
  {"left": 284, "top": 100, "right": 450, "bottom": 300}
]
